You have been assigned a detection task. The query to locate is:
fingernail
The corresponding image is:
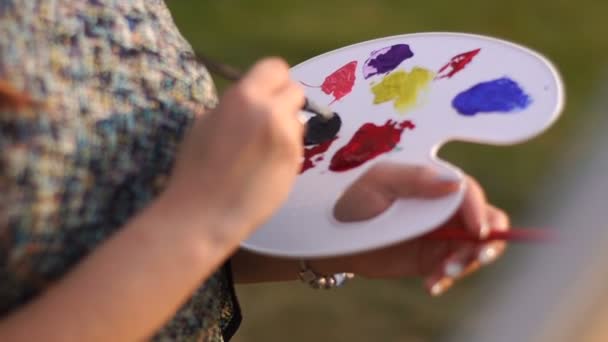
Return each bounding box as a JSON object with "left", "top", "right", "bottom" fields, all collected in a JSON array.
[
  {"left": 429, "top": 277, "right": 453, "bottom": 297},
  {"left": 479, "top": 219, "right": 490, "bottom": 239},
  {"left": 444, "top": 261, "right": 464, "bottom": 278},
  {"left": 478, "top": 245, "right": 499, "bottom": 265}
]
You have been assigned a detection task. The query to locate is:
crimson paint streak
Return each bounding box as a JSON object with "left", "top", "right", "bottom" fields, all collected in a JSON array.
[
  {"left": 329, "top": 120, "right": 415, "bottom": 172},
  {"left": 300, "top": 137, "right": 338, "bottom": 174},
  {"left": 436, "top": 48, "right": 481, "bottom": 79},
  {"left": 301, "top": 61, "right": 357, "bottom": 105}
]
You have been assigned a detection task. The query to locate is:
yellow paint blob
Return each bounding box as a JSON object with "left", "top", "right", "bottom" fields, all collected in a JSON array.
[{"left": 371, "top": 67, "right": 435, "bottom": 112}]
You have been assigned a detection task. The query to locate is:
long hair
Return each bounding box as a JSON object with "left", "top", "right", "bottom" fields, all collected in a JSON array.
[{"left": 0, "top": 81, "right": 34, "bottom": 111}]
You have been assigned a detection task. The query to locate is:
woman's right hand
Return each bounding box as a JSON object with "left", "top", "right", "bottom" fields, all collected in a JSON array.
[{"left": 165, "top": 58, "right": 305, "bottom": 247}]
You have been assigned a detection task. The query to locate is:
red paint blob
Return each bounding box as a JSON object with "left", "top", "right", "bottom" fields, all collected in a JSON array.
[
  {"left": 436, "top": 48, "right": 481, "bottom": 80},
  {"left": 301, "top": 61, "right": 357, "bottom": 105},
  {"left": 300, "top": 137, "right": 338, "bottom": 174},
  {"left": 329, "top": 120, "right": 415, "bottom": 172}
]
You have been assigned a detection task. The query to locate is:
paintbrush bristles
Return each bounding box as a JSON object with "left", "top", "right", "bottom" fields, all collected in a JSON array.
[{"left": 303, "top": 98, "right": 335, "bottom": 120}]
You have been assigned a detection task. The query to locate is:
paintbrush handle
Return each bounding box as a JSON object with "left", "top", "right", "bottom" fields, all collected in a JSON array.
[
  {"left": 195, "top": 51, "right": 333, "bottom": 119},
  {"left": 423, "top": 228, "right": 555, "bottom": 243},
  {"left": 195, "top": 52, "right": 242, "bottom": 82}
]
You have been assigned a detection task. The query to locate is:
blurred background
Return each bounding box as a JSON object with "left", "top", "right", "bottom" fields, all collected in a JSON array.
[{"left": 166, "top": 1, "right": 607, "bottom": 341}]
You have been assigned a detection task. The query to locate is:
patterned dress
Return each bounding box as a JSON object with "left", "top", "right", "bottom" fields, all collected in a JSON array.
[{"left": 0, "top": 1, "right": 240, "bottom": 340}]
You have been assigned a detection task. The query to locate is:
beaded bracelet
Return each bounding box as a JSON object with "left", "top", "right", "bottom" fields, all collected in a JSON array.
[{"left": 298, "top": 260, "right": 355, "bottom": 289}]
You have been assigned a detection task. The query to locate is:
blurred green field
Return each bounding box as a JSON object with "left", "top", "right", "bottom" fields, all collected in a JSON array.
[{"left": 167, "top": 1, "right": 607, "bottom": 341}]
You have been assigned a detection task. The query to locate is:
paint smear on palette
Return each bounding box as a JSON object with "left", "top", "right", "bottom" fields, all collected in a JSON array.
[
  {"left": 436, "top": 49, "right": 481, "bottom": 80},
  {"left": 363, "top": 44, "right": 414, "bottom": 79},
  {"left": 330, "top": 120, "right": 415, "bottom": 172},
  {"left": 300, "top": 137, "right": 338, "bottom": 174},
  {"left": 371, "top": 67, "right": 434, "bottom": 112},
  {"left": 452, "top": 77, "right": 532, "bottom": 116},
  {"left": 301, "top": 61, "right": 357, "bottom": 105}
]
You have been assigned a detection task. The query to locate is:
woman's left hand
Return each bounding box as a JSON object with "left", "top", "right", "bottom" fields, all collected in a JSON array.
[
  {"left": 233, "top": 163, "right": 509, "bottom": 296},
  {"left": 326, "top": 162, "right": 510, "bottom": 296}
]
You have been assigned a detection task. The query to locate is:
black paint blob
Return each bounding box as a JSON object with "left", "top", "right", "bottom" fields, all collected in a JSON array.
[{"left": 304, "top": 113, "right": 342, "bottom": 146}]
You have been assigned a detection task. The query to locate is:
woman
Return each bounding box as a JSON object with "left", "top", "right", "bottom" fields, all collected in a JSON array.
[{"left": 0, "top": 1, "right": 509, "bottom": 341}]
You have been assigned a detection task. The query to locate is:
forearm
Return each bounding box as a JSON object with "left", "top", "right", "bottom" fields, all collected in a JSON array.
[
  {"left": 0, "top": 192, "right": 240, "bottom": 342},
  {"left": 231, "top": 249, "right": 347, "bottom": 284}
]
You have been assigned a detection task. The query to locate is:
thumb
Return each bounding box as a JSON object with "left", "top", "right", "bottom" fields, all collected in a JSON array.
[
  {"left": 334, "top": 163, "right": 460, "bottom": 222},
  {"left": 366, "top": 163, "right": 460, "bottom": 199}
]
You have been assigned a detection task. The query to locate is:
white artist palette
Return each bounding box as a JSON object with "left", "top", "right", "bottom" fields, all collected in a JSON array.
[{"left": 242, "top": 32, "right": 564, "bottom": 258}]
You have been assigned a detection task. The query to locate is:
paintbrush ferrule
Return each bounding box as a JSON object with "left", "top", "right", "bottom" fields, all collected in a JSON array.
[{"left": 303, "top": 98, "right": 334, "bottom": 121}]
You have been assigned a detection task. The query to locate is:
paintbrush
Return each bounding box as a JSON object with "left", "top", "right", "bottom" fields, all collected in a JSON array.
[
  {"left": 194, "top": 52, "right": 342, "bottom": 145},
  {"left": 423, "top": 227, "right": 555, "bottom": 243}
]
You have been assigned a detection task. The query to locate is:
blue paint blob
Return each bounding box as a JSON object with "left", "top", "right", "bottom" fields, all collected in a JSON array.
[{"left": 452, "top": 77, "right": 532, "bottom": 116}]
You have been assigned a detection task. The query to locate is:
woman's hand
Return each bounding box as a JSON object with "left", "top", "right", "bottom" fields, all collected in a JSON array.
[
  {"left": 166, "top": 57, "right": 305, "bottom": 249},
  {"left": 233, "top": 163, "right": 510, "bottom": 296},
  {"left": 330, "top": 163, "right": 510, "bottom": 295}
]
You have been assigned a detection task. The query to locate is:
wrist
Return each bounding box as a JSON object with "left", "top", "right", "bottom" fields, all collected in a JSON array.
[{"left": 151, "top": 187, "right": 247, "bottom": 261}]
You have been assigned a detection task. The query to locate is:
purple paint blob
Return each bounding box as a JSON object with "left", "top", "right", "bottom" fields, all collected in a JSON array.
[
  {"left": 452, "top": 77, "right": 532, "bottom": 116},
  {"left": 363, "top": 44, "right": 414, "bottom": 79}
]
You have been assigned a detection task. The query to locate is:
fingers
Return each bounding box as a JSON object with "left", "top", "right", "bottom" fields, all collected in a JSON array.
[
  {"left": 424, "top": 204, "right": 510, "bottom": 296},
  {"left": 333, "top": 163, "right": 460, "bottom": 222},
  {"left": 240, "top": 57, "right": 291, "bottom": 95},
  {"left": 460, "top": 176, "right": 490, "bottom": 239},
  {"left": 275, "top": 81, "right": 305, "bottom": 114},
  {"left": 273, "top": 82, "right": 306, "bottom": 161},
  {"left": 333, "top": 181, "right": 393, "bottom": 222},
  {"left": 220, "top": 57, "right": 304, "bottom": 159},
  {"left": 362, "top": 163, "right": 460, "bottom": 199},
  {"left": 274, "top": 81, "right": 306, "bottom": 135},
  {"left": 423, "top": 238, "right": 478, "bottom": 296},
  {"left": 235, "top": 57, "right": 304, "bottom": 133},
  {"left": 476, "top": 205, "right": 510, "bottom": 267},
  {"left": 424, "top": 251, "right": 462, "bottom": 296}
]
